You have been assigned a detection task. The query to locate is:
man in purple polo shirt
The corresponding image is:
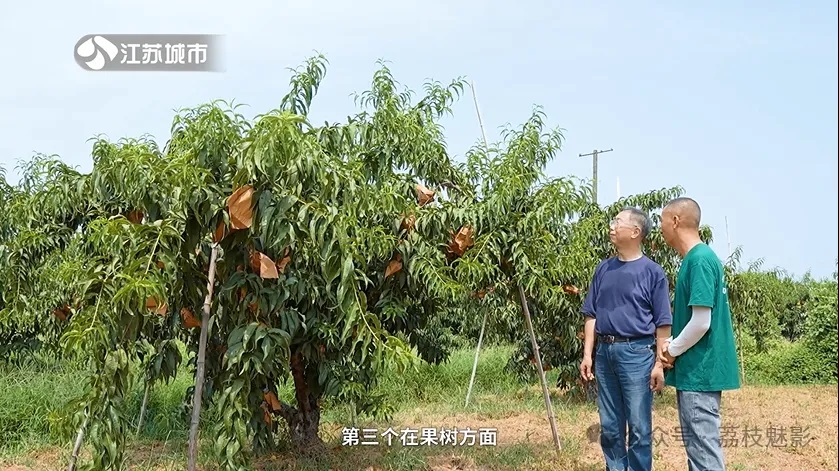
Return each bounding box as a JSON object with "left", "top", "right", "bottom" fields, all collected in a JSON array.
[{"left": 579, "top": 207, "right": 673, "bottom": 471}]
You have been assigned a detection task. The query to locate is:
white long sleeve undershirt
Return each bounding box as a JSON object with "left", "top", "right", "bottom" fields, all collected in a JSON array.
[{"left": 666, "top": 306, "right": 712, "bottom": 357}]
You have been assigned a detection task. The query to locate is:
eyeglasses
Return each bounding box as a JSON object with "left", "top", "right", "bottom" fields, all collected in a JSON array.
[{"left": 610, "top": 218, "right": 639, "bottom": 229}]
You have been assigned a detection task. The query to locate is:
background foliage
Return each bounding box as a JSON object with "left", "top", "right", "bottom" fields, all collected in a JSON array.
[{"left": 0, "top": 56, "right": 836, "bottom": 471}]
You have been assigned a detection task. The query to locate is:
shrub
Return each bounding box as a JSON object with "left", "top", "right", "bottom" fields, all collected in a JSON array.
[
  {"left": 801, "top": 281, "right": 838, "bottom": 382},
  {"left": 744, "top": 279, "right": 837, "bottom": 385},
  {"left": 745, "top": 340, "right": 833, "bottom": 385}
]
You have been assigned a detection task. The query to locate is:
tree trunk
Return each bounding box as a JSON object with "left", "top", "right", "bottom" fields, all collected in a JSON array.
[
  {"left": 276, "top": 350, "right": 324, "bottom": 455},
  {"left": 188, "top": 243, "right": 220, "bottom": 471}
]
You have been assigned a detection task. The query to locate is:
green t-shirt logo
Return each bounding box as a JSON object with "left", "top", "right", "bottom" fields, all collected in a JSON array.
[{"left": 664, "top": 243, "right": 742, "bottom": 391}]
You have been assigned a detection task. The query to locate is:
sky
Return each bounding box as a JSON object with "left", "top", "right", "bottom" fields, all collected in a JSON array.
[{"left": 1, "top": 1, "right": 837, "bottom": 279}]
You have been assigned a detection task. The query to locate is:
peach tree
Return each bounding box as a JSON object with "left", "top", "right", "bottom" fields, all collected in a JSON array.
[
  {"left": 0, "top": 138, "right": 205, "bottom": 470},
  {"left": 199, "top": 58, "right": 477, "bottom": 465},
  {"left": 0, "top": 56, "right": 482, "bottom": 470}
]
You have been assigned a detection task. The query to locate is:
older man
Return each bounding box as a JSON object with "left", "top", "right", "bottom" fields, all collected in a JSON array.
[
  {"left": 658, "top": 197, "right": 740, "bottom": 471},
  {"left": 580, "top": 207, "right": 672, "bottom": 471}
]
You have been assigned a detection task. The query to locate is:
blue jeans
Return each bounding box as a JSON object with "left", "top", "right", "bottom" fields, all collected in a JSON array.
[
  {"left": 676, "top": 390, "right": 726, "bottom": 471},
  {"left": 595, "top": 336, "right": 656, "bottom": 471}
]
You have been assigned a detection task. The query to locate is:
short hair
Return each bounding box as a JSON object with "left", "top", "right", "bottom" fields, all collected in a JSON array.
[
  {"left": 621, "top": 206, "right": 653, "bottom": 239},
  {"left": 664, "top": 197, "right": 701, "bottom": 229}
]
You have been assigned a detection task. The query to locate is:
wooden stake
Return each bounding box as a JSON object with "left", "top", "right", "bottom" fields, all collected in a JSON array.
[
  {"left": 465, "top": 310, "right": 488, "bottom": 407},
  {"left": 188, "top": 243, "right": 220, "bottom": 471},
  {"left": 464, "top": 79, "right": 492, "bottom": 408},
  {"left": 67, "top": 413, "right": 89, "bottom": 471},
  {"left": 136, "top": 382, "right": 151, "bottom": 437},
  {"left": 517, "top": 284, "right": 561, "bottom": 453}
]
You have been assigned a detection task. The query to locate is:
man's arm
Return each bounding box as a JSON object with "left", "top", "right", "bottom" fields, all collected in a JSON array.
[
  {"left": 583, "top": 315, "right": 596, "bottom": 359},
  {"left": 666, "top": 259, "right": 716, "bottom": 357},
  {"left": 656, "top": 325, "right": 672, "bottom": 361},
  {"left": 579, "top": 266, "right": 600, "bottom": 381},
  {"left": 580, "top": 264, "right": 602, "bottom": 356},
  {"left": 667, "top": 306, "right": 710, "bottom": 356},
  {"left": 651, "top": 268, "right": 673, "bottom": 361}
]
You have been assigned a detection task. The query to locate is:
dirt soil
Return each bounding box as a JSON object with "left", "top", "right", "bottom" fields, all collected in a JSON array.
[{"left": 2, "top": 385, "right": 837, "bottom": 471}]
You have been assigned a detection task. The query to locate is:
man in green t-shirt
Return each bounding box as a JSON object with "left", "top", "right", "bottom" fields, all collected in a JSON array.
[{"left": 658, "top": 197, "right": 741, "bottom": 471}]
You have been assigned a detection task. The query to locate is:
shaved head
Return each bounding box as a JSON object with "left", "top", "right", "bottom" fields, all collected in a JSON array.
[{"left": 664, "top": 197, "right": 701, "bottom": 229}]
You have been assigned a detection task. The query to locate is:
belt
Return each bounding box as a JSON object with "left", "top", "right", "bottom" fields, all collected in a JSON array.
[{"left": 597, "top": 334, "right": 654, "bottom": 344}]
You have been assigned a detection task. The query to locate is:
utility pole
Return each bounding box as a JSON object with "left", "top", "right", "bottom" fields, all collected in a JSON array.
[
  {"left": 579, "top": 148, "right": 613, "bottom": 204},
  {"left": 725, "top": 216, "right": 732, "bottom": 260}
]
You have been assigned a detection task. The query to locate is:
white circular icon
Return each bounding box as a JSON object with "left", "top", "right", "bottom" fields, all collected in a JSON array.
[{"left": 75, "top": 35, "right": 119, "bottom": 70}]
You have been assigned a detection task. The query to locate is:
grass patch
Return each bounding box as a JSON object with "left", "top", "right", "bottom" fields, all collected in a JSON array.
[
  {"left": 1, "top": 343, "right": 836, "bottom": 470},
  {"left": 0, "top": 360, "right": 84, "bottom": 455},
  {"left": 375, "top": 344, "right": 523, "bottom": 405}
]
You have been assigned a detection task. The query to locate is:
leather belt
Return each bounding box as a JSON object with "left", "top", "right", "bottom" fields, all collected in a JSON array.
[{"left": 597, "top": 334, "right": 653, "bottom": 344}]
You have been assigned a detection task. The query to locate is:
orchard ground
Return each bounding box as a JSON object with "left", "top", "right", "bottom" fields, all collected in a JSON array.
[{"left": 1, "top": 346, "right": 836, "bottom": 471}]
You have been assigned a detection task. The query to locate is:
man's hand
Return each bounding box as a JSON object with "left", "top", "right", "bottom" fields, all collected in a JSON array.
[
  {"left": 659, "top": 341, "right": 675, "bottom": 369},
  {"left": 579, "top": 356, "right": 594, "bottom": 382},
  {"left": 650, "top": 362, "right": 665, "bottom": 391}
]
